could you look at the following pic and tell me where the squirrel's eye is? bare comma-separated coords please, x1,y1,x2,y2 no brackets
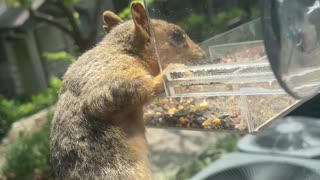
169,30,186,47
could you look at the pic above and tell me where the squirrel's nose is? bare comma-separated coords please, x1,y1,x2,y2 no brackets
196,47,207,61
194,45,207,59
200,50,207,59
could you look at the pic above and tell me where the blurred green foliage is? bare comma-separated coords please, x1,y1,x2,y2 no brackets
0,77,61,141
3,0,30,8
17,0,30,8
4,0,79,8
174,134,239,180
179,7,256,42
43,51,75,63
2,113,53,180
118,6,131,20
250,6,261,19
117,0,155,20
63,0,80,8
115,0,260,42
3,0,261,49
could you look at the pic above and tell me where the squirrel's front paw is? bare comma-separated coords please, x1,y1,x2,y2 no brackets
163,63,187,74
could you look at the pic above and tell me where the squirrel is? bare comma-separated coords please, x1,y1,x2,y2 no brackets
50,2,206,180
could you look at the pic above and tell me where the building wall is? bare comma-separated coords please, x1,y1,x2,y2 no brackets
0,61,16,98
0,39,16,98
77,0,115,41
1,35,24,97
34,20,73,79
33,0,116,79
7,32,47,95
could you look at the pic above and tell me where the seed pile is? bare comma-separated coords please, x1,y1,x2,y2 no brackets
143,94,295,132
144,96,243,131
144,42,296,132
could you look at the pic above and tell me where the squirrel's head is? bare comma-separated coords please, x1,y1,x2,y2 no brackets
103,2,207,73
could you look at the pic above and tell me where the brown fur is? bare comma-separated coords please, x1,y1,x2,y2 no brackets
50,2,206,180
103,11,124,33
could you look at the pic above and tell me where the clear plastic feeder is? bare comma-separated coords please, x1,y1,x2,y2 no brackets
140,0,298,133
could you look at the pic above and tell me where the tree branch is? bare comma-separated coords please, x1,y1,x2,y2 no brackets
88,0,104,41
30,10,74,38
52,0,88,52
54,1,84,47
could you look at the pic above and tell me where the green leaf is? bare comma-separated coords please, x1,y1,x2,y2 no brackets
175,134,239,179
43,51,75,63
18,0,30,8
0,76,61,140
48,76,62,90
3,0,20,7
118,7,131,20
72,11,81,25
63,0,80,7
3,117,53,179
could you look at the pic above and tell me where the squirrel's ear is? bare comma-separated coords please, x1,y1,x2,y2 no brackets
103,11,124,33
131,2,150,39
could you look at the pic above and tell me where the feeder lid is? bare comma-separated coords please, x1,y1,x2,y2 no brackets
262,0,320,100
